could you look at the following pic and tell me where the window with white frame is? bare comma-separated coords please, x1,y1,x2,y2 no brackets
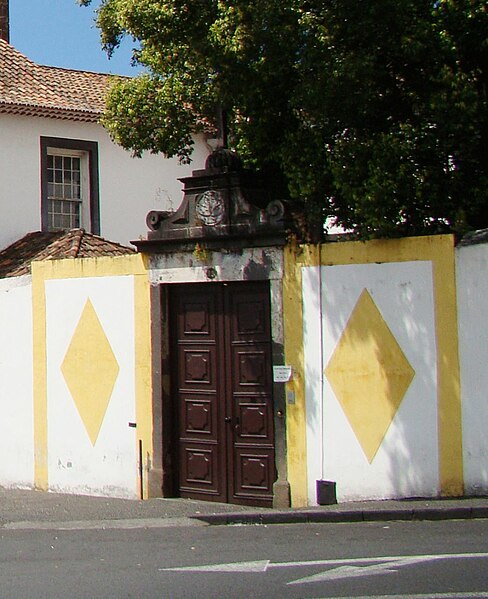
40,137,100,234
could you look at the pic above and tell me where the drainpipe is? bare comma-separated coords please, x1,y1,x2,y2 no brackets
318,244,325,481
316,244,337,505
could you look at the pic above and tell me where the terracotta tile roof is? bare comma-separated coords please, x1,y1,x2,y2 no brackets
0,39,116,122
0,229,135,278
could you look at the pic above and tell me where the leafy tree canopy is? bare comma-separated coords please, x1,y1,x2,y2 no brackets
79,0,488,238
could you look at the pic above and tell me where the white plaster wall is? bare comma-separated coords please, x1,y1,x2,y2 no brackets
0,276,34,487
456,243,488,495
45,275,137,498
0,113,209,250
304,261,439,503
0,115,40,247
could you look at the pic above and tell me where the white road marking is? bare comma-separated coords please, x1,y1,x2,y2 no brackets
160,560,270,573
312,594,488,599
288,562,400,585
160,552,488,574
288,555,447,585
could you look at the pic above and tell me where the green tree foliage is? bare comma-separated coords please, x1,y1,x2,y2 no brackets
80,0,488,238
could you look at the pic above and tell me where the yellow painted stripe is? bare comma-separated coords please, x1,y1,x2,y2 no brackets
32,254,149,281
431,238,463,495
284,243,320,506
134,270,153,499
319,234,444,265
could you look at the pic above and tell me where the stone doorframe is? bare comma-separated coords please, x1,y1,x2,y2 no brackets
142,245,290,508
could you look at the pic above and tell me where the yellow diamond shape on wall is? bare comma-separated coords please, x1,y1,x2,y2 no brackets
61,299,120,446
325,288,415,463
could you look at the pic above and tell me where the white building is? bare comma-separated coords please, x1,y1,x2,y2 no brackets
0,6,209,250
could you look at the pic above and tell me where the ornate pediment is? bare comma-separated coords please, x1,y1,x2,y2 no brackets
142,149,287,248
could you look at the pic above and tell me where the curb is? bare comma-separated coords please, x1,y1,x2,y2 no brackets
193,506,488,526
2,516,207,531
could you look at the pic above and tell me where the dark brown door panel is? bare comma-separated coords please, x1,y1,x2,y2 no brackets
169,282,275,506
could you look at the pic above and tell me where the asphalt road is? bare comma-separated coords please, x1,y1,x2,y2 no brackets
1,518,488,598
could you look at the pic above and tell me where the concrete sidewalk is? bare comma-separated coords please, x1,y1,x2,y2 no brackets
0,488,487,530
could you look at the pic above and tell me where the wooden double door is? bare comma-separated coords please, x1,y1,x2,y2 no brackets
169,281,276,507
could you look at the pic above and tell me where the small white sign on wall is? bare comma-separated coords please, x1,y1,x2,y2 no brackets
273,365,293,383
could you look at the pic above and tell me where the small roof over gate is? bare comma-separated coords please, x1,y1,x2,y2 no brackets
0,229,134,279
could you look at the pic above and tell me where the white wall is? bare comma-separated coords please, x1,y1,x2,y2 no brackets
0,113,210,250
0,115,40,246
456,242,488,495
0,276,34,488
1,235,488,502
